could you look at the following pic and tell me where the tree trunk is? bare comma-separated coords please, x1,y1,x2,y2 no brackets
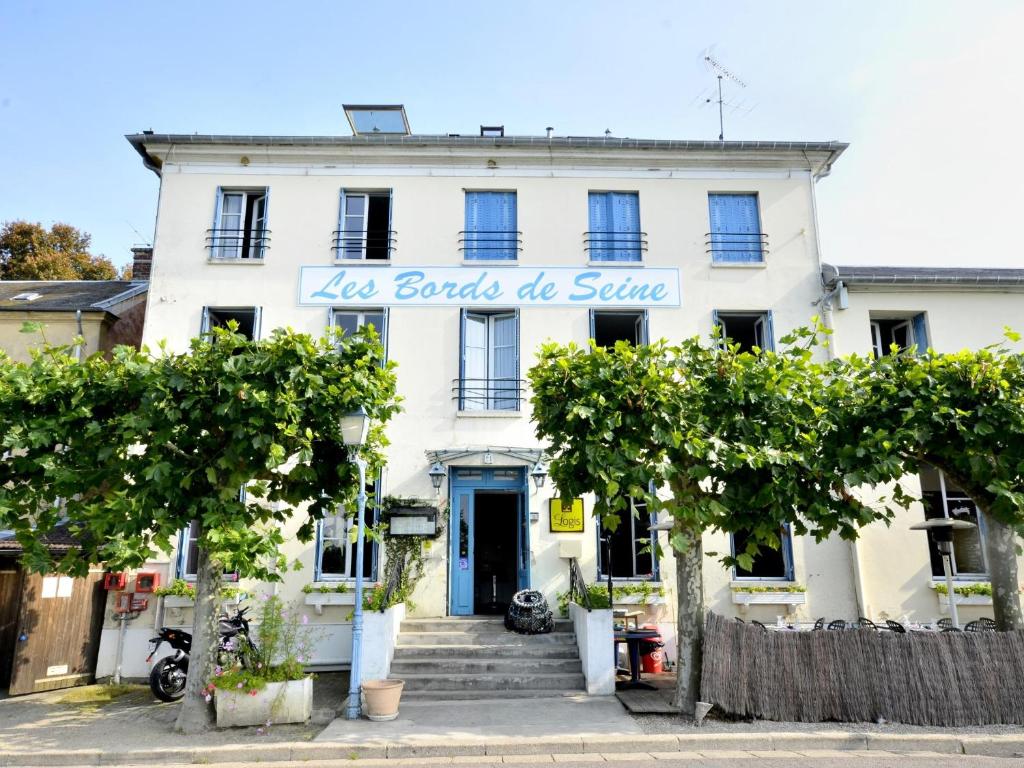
174,547,221,733
981,515,1023,631
671,526,705,716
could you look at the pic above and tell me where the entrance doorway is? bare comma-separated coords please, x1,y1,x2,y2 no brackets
449,468,529,616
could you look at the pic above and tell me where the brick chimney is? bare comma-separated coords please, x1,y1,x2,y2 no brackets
130,247,153,280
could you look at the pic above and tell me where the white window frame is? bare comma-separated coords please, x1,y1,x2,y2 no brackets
924,469,989,579
870,319,914,358
337,190,393,261
214,188,268,260
201,306,262,341
730,525,795,581
714,310,774,352
314,480,380,581
460,310,519,411
329,308,388,358
597,497,658,581
176,520,200,580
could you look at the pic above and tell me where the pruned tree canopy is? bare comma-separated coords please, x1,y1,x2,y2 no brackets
0,220,117,280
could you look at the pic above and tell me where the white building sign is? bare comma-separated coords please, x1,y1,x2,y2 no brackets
298,266,681,307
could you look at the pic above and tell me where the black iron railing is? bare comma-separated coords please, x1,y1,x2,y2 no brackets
705,231,768,263
583,231,648,261
452,378,525,411
568,557,593,611
458,230,522,260
206,228,271,260
332,230,397,260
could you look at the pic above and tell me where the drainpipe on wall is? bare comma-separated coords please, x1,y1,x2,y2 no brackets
74,309,84,362
807,168,869,619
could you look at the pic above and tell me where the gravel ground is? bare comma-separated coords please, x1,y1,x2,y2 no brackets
0,672,349,751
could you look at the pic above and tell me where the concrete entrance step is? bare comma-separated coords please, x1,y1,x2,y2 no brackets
398,688,589,701
392,643,581,659
397,671,586,691
397,631,577,646
390,657,583,674
400,617,574,633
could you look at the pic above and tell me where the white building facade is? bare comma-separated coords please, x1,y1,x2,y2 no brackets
96,114,1024,677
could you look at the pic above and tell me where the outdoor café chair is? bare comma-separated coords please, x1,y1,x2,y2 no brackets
937,617,952,629
812,617,825,631
857,617,877,629
964,620,991,632
980,617,997,630
751,620,769,632
885,619,906,634
827,619,848,631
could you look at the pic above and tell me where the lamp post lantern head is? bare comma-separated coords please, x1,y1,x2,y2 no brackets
909,518,976,556
530,461,548,490
339,406,370,447
428,462,447,491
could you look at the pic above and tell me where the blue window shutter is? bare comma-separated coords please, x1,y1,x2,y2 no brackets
709,194,763,263
763,310,776,352
711,309,722,346
465,193,481,259
491,312,518,410
588,308,597,341
588,192,610,261
381,307,390,360
465,192,516,260
912,313,929,354
497,192,517,260
458,308,467,408
611,193,641,262
782,524,794,580
313,520,324,581
638,309,649,344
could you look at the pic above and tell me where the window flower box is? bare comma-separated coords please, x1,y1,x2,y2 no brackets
731,586,807,614
612,593,667,606
162,595,194,609
304,591,356,615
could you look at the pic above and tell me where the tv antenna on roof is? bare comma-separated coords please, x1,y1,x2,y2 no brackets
700,49,751,141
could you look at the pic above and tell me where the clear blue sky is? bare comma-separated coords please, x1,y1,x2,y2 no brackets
1,1,1021,269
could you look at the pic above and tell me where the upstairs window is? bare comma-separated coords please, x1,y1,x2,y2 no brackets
336,190,393,261
177,520,200,579
458,309,520,411
315,476,379,581
586,192,643,262
211,188,268,260
871,313,929,357
330,308,389,359
201,307,261,341
708,193,765,263
590,309,648,347
598,497,657,580
713,310,774,352
731,525,794,580
920,466,987,578
462,191,519,261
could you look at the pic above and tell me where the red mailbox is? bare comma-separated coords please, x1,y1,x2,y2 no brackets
103,572,127,591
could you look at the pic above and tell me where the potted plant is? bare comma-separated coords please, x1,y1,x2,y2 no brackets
208,594,315,727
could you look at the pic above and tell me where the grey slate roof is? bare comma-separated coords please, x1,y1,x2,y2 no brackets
822,264,1024,289
0,281,147,313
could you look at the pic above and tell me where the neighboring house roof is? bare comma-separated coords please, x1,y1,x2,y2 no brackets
0,281,147,314
822,264,1024,292
0,523,79,554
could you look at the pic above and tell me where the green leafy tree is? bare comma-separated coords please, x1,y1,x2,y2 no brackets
0,324,399,732
0,220,117,280
528,325,908,713
839,334,1024,630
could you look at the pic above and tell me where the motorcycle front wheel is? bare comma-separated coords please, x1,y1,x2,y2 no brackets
149,656,187,702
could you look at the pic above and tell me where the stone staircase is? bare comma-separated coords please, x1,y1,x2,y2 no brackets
389,617,587,700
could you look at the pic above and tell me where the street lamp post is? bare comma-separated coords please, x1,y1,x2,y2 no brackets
340,407,370,721
909,518,977,629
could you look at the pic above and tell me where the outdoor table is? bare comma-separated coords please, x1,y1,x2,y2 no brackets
613,628,660,690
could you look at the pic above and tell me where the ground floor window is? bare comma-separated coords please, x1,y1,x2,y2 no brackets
731,525,794,580
314,477,379,581
176,520,200,579
597,497,657,579
920,466,987,578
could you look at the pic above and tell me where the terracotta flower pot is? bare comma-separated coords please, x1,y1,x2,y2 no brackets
362,679,404,721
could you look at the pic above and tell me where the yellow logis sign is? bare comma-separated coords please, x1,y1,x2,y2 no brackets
549,498,585,533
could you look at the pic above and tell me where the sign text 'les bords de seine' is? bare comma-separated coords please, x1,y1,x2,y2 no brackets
298,266,681,308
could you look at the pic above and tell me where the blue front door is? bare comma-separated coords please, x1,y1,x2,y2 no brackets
449,468,529,616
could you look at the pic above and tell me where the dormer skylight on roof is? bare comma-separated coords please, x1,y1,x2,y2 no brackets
343,105,410,136
10,292,42,302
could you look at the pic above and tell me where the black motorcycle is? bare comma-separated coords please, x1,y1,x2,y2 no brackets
147,606,254,702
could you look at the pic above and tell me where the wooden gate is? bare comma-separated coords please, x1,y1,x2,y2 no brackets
8,570,105,695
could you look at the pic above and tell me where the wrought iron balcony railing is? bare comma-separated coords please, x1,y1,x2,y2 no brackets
452,378,525,411
583,231,648,262
705,231,768,263
458,230,523,261
332,230,397,260
205,228,270,260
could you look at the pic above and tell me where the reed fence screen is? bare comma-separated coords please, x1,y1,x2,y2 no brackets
700,611,1024,726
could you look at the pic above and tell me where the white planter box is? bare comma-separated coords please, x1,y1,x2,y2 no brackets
569,603,615,695
215,677,312,727
304,592,355,615
361,603,406,682
614,595,666,606
732,591,807,608
162,596,194,608
937,594,993,612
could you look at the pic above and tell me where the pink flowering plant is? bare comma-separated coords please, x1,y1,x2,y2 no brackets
208,594,315,696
